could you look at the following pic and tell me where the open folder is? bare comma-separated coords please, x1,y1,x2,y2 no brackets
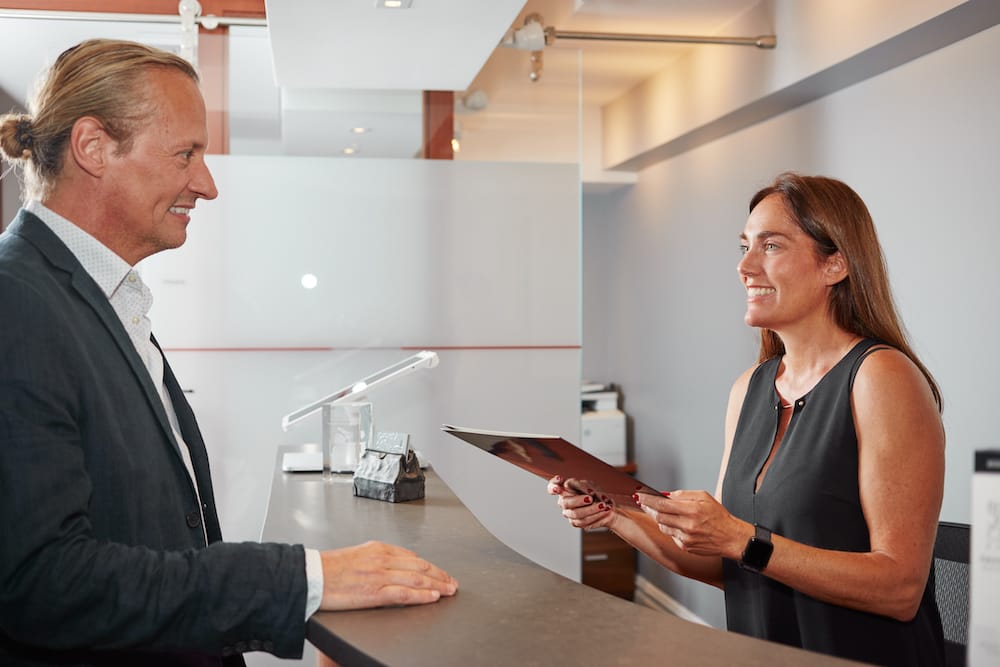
441,424,662,508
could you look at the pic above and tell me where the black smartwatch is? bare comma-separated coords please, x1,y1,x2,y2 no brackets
739,524,773,573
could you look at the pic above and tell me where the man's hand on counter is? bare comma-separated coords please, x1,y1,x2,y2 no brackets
319,540,459,610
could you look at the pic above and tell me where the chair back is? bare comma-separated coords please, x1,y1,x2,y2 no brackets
934,521,970,667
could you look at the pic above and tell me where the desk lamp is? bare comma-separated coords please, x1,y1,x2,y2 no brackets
280,351,439,476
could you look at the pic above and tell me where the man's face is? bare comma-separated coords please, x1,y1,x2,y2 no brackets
103,67,218,265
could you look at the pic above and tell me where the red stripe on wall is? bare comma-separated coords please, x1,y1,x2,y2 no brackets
162,345,581,352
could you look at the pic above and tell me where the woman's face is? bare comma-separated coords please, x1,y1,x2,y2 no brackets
737,194,843,333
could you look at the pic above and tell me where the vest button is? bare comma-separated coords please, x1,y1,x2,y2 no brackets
186,511,201,528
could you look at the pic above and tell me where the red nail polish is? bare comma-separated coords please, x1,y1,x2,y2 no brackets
598,503,605,510
584,496,592,504
661,491,671,497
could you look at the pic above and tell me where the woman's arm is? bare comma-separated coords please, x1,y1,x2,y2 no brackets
598,366,752,587
548,477,724,588
546,364,763,588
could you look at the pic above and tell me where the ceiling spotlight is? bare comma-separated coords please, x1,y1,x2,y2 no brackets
351,127,369,134
503,13,551,52
342,146,357,155
376,0,413,8
455,89,488,114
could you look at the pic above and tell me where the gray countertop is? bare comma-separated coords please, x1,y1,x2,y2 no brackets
262,447,862,666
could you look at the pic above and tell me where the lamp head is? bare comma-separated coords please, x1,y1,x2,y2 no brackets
418,350,440,369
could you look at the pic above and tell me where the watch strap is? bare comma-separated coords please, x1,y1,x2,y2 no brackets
739,523,774,573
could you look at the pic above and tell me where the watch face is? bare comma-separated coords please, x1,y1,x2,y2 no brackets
740,537,774,572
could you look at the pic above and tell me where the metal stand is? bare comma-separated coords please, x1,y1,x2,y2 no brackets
321,404,333,480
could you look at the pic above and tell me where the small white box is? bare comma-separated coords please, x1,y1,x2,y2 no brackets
581,409,626,467
970,450,1000,667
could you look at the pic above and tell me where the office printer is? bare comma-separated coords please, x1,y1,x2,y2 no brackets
581,384,627,467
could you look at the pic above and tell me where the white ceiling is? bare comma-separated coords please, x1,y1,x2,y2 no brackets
265,0,526,91
0,0,763,160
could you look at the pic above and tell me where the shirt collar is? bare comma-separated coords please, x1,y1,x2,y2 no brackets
26,200,134,298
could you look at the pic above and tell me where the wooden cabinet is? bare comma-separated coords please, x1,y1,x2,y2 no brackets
581,526,636,600
580,461,638,600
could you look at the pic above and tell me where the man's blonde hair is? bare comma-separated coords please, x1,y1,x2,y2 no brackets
0,39,198,200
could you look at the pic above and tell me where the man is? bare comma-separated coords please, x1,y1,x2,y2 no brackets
0,39,457,666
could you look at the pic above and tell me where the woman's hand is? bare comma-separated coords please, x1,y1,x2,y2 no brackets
635,490,749,560
547,475,617,530
546,479,726,588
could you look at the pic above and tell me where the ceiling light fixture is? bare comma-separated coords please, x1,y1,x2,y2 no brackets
177,0,201,66
351,127,369,134
376,0,413,8
455,89,489,114
502,13,777,82
342,146,358,155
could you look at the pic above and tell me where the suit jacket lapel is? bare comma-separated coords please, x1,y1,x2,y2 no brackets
154,334,224,543
7,211,186,465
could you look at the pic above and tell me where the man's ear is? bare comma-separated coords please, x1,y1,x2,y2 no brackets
69,116,113,178
825,251,849,285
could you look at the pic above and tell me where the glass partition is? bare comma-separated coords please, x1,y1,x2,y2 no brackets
1,13,586,667
142,153,583,575
148,26,587,589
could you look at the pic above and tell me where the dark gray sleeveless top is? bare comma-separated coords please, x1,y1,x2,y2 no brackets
721,339,944,666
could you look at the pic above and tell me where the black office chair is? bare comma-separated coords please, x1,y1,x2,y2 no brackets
933,521,970,667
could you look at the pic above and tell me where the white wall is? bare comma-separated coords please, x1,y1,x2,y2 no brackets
583,22,1000,629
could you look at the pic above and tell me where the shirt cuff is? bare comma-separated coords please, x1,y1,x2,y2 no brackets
304,548,324,619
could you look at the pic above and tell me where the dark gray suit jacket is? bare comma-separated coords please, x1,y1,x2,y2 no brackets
0,211,308,666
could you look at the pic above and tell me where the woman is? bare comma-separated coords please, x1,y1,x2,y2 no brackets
550,173,945,666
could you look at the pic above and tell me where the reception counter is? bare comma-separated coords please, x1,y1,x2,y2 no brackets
261,447,862,666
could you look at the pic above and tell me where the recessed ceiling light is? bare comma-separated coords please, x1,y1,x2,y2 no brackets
351,127,369,134
342,147,357,155
376,0,412,8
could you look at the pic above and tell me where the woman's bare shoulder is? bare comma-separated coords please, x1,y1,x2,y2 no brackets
854,345,927,392
853,344,941,425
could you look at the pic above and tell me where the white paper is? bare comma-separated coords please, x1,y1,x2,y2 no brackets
970,450,1000,666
